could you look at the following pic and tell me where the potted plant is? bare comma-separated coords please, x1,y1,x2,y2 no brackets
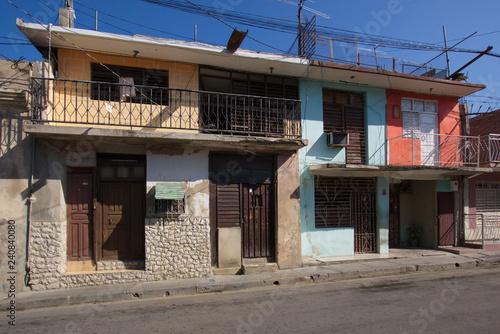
407,225,423,247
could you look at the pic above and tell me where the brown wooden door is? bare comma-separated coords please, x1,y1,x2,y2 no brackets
438,192,455,246
242,183,274,258
67,169,93,260
100,181,144,260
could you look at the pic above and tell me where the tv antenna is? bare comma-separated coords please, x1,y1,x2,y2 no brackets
276,0,331,20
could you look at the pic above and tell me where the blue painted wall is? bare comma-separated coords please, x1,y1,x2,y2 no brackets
299,78,388,257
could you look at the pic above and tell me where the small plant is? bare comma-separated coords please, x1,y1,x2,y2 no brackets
407,225,423,246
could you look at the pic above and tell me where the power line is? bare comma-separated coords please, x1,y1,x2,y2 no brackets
139,0,500,57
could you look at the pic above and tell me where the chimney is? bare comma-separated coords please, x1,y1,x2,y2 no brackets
59,0,74,27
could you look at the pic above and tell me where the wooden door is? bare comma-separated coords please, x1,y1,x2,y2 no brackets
67,169,93,260
242,183,274,258
100,181,144,260
438,192,455,246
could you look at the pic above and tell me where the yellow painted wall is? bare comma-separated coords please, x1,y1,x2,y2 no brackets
48,49,199,132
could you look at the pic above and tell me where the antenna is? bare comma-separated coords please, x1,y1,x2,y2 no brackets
277,0,331,19
275,0,330,58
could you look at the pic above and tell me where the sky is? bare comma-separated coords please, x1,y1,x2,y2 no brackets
2,0,500,113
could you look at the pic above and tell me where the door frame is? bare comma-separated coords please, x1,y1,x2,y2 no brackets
95,154,146,262
209,153,277,267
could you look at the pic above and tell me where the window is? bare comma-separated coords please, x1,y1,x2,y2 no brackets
401,98,437,137
322,90,364,132
199,67,299,99
154,183,186,218
314,176,376,228
91,63,169,104
154,199,185,217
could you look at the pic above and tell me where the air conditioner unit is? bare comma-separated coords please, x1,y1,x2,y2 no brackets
327,132,349,147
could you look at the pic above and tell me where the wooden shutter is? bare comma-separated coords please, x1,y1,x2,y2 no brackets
216,184,241,228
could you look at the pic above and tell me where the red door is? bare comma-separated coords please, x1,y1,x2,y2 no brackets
438,192,455,246
67,169,93,260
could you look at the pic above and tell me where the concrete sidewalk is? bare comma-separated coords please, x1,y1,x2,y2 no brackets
3,249,500,312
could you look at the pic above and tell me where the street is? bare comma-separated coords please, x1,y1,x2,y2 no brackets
3,267,500,334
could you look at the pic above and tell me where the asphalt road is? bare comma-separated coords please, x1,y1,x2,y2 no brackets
4,267,500,334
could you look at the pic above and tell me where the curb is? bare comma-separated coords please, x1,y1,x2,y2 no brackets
2,255,500,312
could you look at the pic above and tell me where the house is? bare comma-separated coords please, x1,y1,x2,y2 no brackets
299,61,488,258
0,58,39,297
465,110,500,251
3,8,491,293
13,16,308,291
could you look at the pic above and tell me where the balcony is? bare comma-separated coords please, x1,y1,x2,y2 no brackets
478,134,500,166
387,132,480,167
30,77,301,139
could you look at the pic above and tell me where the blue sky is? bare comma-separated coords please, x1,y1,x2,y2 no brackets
2,0,500,112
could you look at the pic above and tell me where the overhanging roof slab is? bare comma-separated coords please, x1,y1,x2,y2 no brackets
309,164,492,180
17,19,485,98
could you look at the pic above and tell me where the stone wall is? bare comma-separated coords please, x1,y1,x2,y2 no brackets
145,218,211,279
28,221,67,290
28,218,211,291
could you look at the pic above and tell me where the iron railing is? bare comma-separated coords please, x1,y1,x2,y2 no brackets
30,77,302,138
464,213,500,249
478,134,500,165
386,131,480,167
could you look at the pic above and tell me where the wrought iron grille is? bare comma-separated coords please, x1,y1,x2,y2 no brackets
30,77,301,139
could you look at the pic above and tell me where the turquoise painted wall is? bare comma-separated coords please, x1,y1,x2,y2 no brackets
299,78,388,257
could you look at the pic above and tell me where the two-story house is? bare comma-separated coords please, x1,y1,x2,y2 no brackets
300,61,487,258
465,110,500,251
15,17,307,290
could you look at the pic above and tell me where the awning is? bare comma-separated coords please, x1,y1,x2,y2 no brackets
155,183,185,200
309,164,492,180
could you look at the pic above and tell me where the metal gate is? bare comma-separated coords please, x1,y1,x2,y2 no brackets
242,183,274,258
352,192,377,253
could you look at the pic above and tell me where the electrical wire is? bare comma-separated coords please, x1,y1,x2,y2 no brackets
139,0,500,58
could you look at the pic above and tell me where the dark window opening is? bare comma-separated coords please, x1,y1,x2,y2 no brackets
315,176,376,228
91,63,169,105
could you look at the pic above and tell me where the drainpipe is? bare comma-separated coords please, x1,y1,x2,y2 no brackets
25,135,36,286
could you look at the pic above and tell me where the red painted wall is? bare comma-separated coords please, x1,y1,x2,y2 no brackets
386,90,461,166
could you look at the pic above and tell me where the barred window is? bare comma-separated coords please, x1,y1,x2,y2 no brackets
154,199,185,218
314,176,376,228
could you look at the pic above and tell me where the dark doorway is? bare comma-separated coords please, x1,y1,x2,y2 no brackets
389,194,401,248
209,153,276,265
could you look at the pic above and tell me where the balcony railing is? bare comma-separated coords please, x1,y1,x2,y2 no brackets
478,134,500,166
387,131,480,167
30,77,301,139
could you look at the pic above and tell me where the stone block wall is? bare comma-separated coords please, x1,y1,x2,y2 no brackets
28,221,67,290
145,218,211,279
27,218,211,291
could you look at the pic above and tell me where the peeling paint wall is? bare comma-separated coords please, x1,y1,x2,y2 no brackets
0,60,35,297
276,152,302,269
